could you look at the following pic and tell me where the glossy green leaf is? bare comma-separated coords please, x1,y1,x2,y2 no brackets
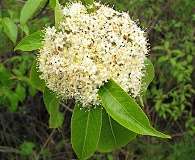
97,109,136,152
49,96,62,128
14,31,43,51
30,59,45,91
2,17,18,45
71,102,102,160
20,0,46,25
15,83,26,102
141,58,154,94
98,79,171,138
55,0,64,29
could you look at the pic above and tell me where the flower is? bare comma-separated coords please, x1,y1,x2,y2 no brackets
37,2,149,107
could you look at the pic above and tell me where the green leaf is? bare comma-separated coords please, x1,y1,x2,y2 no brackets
43,87,63,128
152,46,164,51
97,109,136,152
98,79,171,138
2,17,18,45
49,96,62,128
0,24,2,34
84,0,95,13
20,24,29,36
28,86,37,96
20,0,46,25
14,31,43,51
15,83,26,102
0,63,12,87
19,75,31,86
20,141,35,156
55,0,64,29
141,58,154,94
30,59,45,91
71,102,102,160
0,12,2,34
43,87,56,112
6,91,19,112
50,0,56,9
164,41,170,50
84,0,94,5
57,112,64,127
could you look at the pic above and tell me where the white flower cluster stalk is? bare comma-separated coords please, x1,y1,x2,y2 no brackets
38,2,149,107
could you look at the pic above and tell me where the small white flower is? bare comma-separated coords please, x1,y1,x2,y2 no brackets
38,2,149,107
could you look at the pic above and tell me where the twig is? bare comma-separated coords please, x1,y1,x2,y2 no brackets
60,102,73,112
0,146,20,154
30,0,50,21
171,133,185,138
35,129,56,160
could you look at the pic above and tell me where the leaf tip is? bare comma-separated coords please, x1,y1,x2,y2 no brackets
164,134,171,139
153,132,171,139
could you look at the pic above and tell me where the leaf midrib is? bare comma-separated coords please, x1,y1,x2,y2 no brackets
108,115,118,147
82,109,90,158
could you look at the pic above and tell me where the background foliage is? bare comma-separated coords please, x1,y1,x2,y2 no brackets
0,0,194,159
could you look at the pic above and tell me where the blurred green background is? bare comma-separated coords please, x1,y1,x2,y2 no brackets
0,0,195,159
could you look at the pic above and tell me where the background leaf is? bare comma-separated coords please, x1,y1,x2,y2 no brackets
2,17,18,45
71,102,102,160
49,0,56,9
28,86,36,96
84,0,94,5
15,83,26,102
20,24,29,36
30,59,45,91
0,11,2,34
20,141,35,156
14,31,43,51
97,108,136,152
20,0,46,25
6,91,19,112
98,79,171,138
0,63,12,87
55,0,64,29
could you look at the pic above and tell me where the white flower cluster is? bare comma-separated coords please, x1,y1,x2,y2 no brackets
38,2,149,107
